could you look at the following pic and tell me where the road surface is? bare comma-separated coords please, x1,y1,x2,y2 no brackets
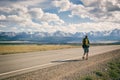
0,45,120,79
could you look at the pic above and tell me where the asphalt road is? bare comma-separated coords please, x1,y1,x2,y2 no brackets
0,45,120,79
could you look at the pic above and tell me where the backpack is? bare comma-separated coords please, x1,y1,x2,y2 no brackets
82,38,89,48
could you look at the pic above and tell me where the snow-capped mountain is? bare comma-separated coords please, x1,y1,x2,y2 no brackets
0,29,120,43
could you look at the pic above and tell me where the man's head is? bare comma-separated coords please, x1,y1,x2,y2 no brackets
85,35,88,38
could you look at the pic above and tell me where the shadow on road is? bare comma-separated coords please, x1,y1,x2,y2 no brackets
51,59,83,63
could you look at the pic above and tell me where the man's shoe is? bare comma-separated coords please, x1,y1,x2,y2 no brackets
86,58,88,60
82,57,84,60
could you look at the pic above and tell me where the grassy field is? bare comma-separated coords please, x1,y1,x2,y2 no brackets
80,58,120,80
0,44,80,55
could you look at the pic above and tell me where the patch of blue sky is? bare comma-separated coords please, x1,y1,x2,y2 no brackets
44,7,58,14
32,19,42,25
70,0,84,5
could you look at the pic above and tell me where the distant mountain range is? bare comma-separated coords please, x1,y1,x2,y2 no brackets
0,29,120,44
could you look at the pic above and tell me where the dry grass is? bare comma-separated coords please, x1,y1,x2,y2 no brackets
0,45,79,55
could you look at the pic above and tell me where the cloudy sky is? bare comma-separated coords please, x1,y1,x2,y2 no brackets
0,0,120,33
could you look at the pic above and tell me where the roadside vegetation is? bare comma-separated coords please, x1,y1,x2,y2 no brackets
0,44,80,55
79,58,120,80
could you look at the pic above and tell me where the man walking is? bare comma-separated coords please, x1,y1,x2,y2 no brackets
82,35,90,60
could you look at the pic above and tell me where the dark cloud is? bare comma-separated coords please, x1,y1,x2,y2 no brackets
0,0,23,6
105,1,120,12
82,0,120,22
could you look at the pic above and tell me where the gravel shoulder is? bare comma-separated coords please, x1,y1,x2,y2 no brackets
3,49,120,80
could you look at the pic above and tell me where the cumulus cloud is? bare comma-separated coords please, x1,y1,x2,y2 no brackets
0,0,47,7
52,0,71,12
7,15,25,22
70,4,92,19
29,8,64,24
0,0,120,33
0,15,6,20
0,1,64,32
52,0,93,19
62,22,120,33
29,8,44,19
33,22,120,33
52,0,120,22
0,6,31,24
81,0,120,22
0,24,6,28
41,13,64,24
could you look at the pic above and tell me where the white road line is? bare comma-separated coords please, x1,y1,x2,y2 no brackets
0,56,81,77
0,63,53,76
